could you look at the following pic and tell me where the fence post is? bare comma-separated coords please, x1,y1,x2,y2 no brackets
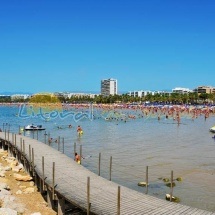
117,186,120,215
20,138,23,157
7,130,9,142
80,145,82,165
37,130,38,140
42,156,45,191
52,162,55,200
87,177,90,215
62,138,64,154
110,156,112,181
32,148,34,176
23,140,25,155
28,145,31,172
58,136,60,151
170,170,173,202
146,166,148,194
74,142,76,159
44,131,47,144
4,130,6,149
48,132,50,146
98,152,101,176
14,134,16,146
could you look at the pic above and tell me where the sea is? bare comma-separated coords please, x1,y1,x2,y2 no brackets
0,104,215,212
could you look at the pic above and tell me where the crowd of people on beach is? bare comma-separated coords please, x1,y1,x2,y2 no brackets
61,103,215,124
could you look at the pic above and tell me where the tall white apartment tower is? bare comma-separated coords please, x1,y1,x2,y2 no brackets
101,78,118,96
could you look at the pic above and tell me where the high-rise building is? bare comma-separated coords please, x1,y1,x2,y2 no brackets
101,78,117,96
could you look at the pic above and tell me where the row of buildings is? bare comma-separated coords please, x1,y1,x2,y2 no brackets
100,78,215,97
127,86,215,98
0,79,214,101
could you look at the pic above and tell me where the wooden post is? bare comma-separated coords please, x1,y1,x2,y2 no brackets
44,131,47,144
170,170,173,202
145,166,149,194
117,186,120,215
47,189,54,209
14,134,16,146
29,145,31,172
57,195,65,215
87,177,90,215
4,130,6,149
36,130,38,140
98,152,101,176
23,140,25,154
62,138,64,154
74,142,76,159
23,128,25,136
42,156,45,191
48,132,50,146
52,162,55,200
58,136,60,151
20,138,23,155
12,133,14,145
32,130,35,139
32,148,35,176
80,145,82,165
110,156,112,181
7,130,9,155
22,140,26,170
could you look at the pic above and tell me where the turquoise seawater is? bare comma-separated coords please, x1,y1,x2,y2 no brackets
1,104,215,212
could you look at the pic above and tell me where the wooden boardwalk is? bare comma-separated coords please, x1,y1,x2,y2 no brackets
0,132,214,215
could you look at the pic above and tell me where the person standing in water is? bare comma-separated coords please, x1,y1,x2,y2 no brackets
75,152,81,164
77,125,83,135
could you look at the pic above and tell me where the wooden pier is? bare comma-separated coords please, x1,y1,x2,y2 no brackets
0,131,214,215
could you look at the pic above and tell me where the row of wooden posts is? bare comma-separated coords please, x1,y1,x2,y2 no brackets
1,129,175,215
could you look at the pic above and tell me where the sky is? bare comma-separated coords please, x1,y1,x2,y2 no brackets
0,0,215,94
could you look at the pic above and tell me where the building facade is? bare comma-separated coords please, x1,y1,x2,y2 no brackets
101,78,117,96
127,90,152,98
193,86,215,94
172,87,193,94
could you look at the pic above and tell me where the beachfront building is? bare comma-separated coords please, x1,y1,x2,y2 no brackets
127,90,172,98
11,94,30,101
153,90,171,95
54,92,96,99
66,93,96,99
193,86,215,94
101,78,117,96
127,90,152,98
0,95,11,102
172,87,193,94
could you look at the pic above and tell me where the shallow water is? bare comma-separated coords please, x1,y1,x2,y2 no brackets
1,105,215,212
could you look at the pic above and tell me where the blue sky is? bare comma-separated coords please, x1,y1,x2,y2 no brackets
0,0,215,94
